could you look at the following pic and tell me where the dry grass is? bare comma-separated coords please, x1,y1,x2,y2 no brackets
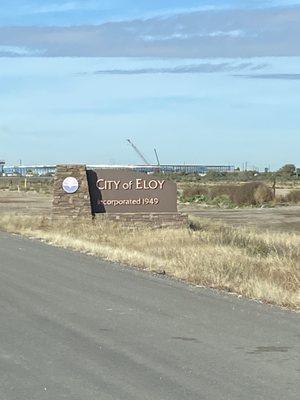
285,190,300,204
0,213,299,309
274,190,300,205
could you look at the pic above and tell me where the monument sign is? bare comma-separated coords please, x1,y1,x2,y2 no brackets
87,169,177,214
53,165,186,226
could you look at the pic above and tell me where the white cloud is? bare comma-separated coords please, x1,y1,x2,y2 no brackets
141,30,247,42
0,6,299,58
0,45,45,56
209,30,246,38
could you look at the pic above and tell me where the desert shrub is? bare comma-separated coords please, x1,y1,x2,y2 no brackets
254,184,274,205
192,194,210,203
210,195,235,208
182,185,209,200
211,182,273,206
210,185,238,200
286,190,300,204
232,182,262,205
209,183,255,206
274,195,287,204
203,171,226,181
182,182,274,206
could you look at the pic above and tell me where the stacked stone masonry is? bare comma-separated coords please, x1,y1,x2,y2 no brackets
95,213,188,229
52,165,91,218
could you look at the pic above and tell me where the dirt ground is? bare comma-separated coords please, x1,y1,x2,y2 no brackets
0,190,52,216
0,190,299,233
179,204,300,233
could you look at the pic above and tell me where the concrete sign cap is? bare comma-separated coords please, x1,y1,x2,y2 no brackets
62,177,79,194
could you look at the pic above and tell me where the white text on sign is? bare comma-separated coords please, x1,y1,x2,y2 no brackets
96,179,166,191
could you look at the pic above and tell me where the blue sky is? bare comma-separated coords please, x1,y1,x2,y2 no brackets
0,1,299,169
1,1,300,26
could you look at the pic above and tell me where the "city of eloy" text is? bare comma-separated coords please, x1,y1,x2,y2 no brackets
96,178,166,191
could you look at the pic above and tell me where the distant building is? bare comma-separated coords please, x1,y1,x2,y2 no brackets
88,164,235,174
3,165,56,176
2,164,234,176
132,164,235,174
0,160,5,175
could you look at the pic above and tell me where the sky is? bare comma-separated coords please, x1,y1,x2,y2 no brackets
0,1,300,169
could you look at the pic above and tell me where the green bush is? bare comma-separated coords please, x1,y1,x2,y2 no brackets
210,195,235,208
181,186,209,200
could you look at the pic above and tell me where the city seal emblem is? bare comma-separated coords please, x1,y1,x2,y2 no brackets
62,177,79,194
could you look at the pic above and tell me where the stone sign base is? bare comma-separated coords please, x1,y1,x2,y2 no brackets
94,213,188,229
52,165,91,218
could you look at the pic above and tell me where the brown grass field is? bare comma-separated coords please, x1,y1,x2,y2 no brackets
0,213,299,310
1,189,300,232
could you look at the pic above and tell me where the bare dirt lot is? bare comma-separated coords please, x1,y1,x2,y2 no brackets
179,204,300,233
0,190,52,216
0,190,299,233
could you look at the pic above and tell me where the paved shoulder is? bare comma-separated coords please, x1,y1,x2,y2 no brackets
0,232,299,400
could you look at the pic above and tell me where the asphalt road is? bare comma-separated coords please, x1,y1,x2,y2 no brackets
0,232,299,400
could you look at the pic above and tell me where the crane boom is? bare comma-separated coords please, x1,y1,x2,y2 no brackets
127,139,150,165
154,149,160,166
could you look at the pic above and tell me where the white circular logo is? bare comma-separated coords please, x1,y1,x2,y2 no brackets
62,177,79,194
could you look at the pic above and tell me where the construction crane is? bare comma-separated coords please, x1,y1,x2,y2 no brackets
154,148,160,166
127,139,150,165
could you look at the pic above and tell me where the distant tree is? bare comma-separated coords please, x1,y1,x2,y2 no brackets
278,164,296,176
